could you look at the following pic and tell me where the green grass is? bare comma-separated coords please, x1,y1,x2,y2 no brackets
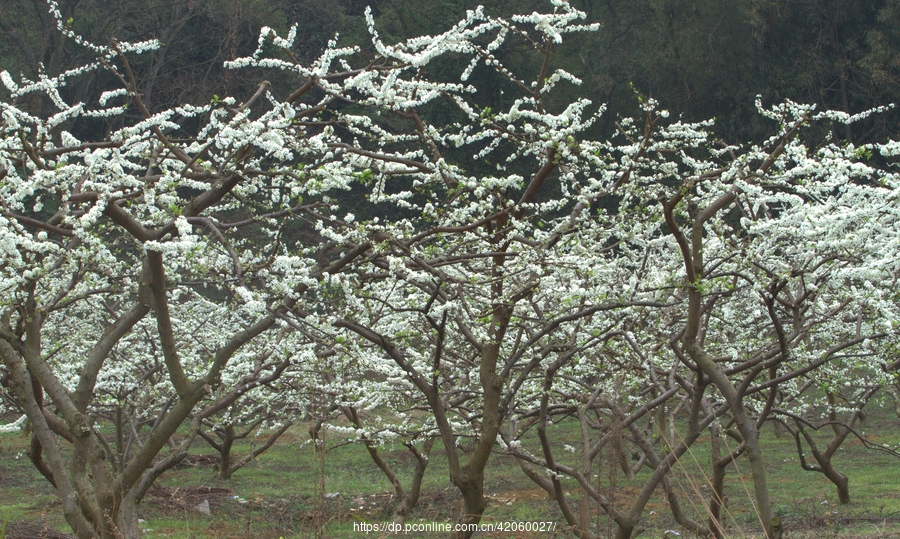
4,408,900,538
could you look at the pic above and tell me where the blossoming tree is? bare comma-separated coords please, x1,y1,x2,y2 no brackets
2,2,900,539
0,3,373,536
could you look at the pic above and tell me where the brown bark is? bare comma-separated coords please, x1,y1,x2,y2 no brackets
334,313,509,539
706,420,745,539
342,406,433,522
579,410,592,537
537,356,582,533
0,252,282,538
660,166,784,537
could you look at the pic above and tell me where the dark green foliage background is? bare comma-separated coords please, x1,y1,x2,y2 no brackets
2,0,898,144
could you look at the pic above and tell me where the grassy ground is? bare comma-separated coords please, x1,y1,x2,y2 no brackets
4,407,900,538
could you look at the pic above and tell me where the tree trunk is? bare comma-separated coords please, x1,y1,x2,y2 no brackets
218,426,235,480
687,344,780,538
823,466,850,505
792,419,853,505
394,437,435,522
707,422,745,539
579,410,592,537
342,406,433,523
455,464,488,538
453,339,505,537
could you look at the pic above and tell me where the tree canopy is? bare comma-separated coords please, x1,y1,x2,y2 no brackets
1,2,899,539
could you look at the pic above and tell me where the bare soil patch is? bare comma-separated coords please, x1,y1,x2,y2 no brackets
3,521,74,539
